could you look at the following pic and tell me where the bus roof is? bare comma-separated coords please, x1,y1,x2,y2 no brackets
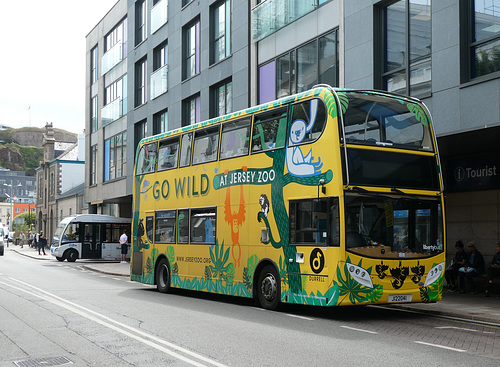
60,214,131,225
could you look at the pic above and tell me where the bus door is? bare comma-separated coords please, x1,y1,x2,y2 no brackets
82,223,102,259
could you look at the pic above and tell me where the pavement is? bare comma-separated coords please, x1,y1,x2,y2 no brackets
6,244,500,325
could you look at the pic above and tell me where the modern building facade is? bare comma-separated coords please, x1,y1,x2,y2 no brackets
86,0,500,261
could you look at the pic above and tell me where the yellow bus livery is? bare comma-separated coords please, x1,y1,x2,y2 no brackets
131,85,445,310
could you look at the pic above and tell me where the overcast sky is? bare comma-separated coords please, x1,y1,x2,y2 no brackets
0,0,118,135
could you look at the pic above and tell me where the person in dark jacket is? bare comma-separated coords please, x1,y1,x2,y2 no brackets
38,231,47,255
485,242,500,297
458,242,485,294
445,240,468,292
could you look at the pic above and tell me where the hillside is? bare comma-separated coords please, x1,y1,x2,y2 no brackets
0,127,77,176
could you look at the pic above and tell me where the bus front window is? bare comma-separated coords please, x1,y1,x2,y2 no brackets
345,194,443,259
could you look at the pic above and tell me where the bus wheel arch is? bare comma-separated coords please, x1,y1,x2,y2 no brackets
254,260,281,310
65,249,79,262
155,256,171,293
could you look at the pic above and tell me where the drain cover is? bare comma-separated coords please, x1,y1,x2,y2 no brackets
13,356,73,367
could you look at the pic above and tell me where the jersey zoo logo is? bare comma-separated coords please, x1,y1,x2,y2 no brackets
310,248,325,274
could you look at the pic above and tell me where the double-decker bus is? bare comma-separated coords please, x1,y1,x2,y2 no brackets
131,85,445,310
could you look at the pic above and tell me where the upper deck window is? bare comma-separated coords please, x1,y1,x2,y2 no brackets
341,92,434,152
136,143,157,175
193,126,220,165
252,108,287,153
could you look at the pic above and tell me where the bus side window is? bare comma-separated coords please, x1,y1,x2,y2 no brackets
146,216,154,243
251,108,288,153
136,143,157,174
220,118,250,159
190,208,216,244
289,98,327,146
155,210,176,243
177,209,189,243
192,126,220,165
179,133,193,168
158,138,179,171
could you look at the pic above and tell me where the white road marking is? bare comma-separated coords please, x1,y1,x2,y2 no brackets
1,277,228,367
435,326,478,332
285,313,314,321
340,325,378,334
414,341,466,352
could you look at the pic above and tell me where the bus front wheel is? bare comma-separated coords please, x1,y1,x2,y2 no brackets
65,249,78,262
256,265,280,310
156,258,171,293
56,256,64,262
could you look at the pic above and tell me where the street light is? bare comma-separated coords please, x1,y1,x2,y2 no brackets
4,182,22,232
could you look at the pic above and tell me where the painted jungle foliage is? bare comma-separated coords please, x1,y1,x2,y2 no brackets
131,86,446,310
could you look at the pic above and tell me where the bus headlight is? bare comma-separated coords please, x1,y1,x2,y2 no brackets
424,262,444,287
347,263,373,289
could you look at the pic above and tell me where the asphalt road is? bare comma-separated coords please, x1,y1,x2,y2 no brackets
1,251,499,366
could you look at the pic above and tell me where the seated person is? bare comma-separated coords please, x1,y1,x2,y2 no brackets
485,242,500,297
458,242,485,294
444,240,467,291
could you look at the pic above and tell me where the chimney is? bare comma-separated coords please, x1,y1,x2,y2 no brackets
43,122,55,163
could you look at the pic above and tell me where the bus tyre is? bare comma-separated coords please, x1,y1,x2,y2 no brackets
65,249,78,262
257,265,280,310
156,258,171,293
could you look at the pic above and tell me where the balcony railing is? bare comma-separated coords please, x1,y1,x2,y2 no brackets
252,0,318,42
150,64,168,99
101,42,125,75
151,0,168,34
101,98,126,126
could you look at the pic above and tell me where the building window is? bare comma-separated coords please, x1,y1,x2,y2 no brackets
183,19,200,80
182,0,192,7
135,58,147,107
135,0,147,46
91,46,98,84
104,131,127,182
258,30,338,103
462,0,500,80
135,120,147,151
377,0,431,97
183,94,201,126
91,96,98,132
151,0,168,34
90,145,97,186
153,109,168,135
211,79,232,118
211,0,231,64
102,75,127,126
102,18,127,75
151,42,168,99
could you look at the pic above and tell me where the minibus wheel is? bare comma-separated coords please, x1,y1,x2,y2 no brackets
65,249,78,262
56,256,64,262
256,265,280,310
156,258,171,293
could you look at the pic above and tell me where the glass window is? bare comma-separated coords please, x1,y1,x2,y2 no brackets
154,109,168,135
183,19,200,80
158,137,179,171
136,143,157,175
192,126,220,165
155,211,176,243
252,108,288,153
289,197,339,246
135,58,147,107
146,215,154,243
288,99,326,146
297,40,317,93
177,209,189,243
220,118,250,159
277,54,293,98
381,0,431,96
344,194,444,259
62,223,80,243
471,0,500,78
259,61,276,104
179,133,193,167
135,0,147,46
183,94,201,126
212,80,232,118
211,0,231,64
90,145,97,186
190,208,216,244
91,46,98,84
104,131,127,181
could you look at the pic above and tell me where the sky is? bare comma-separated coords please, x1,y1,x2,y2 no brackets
0,0,118,135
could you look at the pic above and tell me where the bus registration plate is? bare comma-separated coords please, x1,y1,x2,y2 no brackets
388,294,412,303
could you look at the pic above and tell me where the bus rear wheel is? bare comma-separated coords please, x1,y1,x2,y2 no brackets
65,249,78,262
256,265,280,310
156,258,171,293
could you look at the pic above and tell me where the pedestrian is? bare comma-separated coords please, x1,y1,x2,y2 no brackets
458,242,485,294
485,242,500,297
19,231,26,249
444,240,468,291
38,231,47,255
119,230,128,263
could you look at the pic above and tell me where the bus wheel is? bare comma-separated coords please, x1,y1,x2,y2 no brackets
65,249,78,262
56,256,64,262
156,258,171,293
257,265,280,310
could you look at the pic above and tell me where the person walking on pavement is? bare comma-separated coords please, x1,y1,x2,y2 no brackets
38,231,47,255
119,230,128,263
19,231,26,249
485,242,500,297
458,242,485,294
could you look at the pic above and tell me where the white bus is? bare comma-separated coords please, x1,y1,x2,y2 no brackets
51,214,131,262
